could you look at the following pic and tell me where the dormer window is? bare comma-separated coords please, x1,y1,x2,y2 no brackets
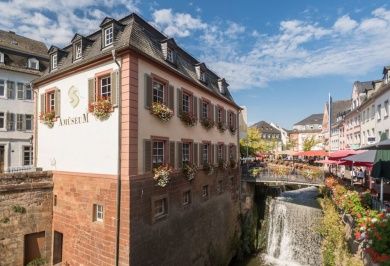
104,26,113,47
28,58,39,70
200,70,206,82
218,78,228,94
166,48,174,63
195,63,207,83
75,42,82,60
0,52,3,63
51,53,57,70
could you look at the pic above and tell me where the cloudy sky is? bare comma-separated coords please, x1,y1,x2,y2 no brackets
2,0,390,128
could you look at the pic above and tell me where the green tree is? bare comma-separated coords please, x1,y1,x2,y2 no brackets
302,136,319,151
240,127,262,157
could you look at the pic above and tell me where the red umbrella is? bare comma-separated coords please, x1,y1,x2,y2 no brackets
315,159,343,165
328,149,363,160
295,150,328,157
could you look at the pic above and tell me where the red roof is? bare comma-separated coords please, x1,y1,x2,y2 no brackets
328,150,363,160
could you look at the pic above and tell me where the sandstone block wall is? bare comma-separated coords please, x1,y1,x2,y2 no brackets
0,171,53,266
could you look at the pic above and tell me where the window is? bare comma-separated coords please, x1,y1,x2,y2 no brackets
152,141,164,167
47,91,55,112
371,104,375,119
166,48,174,63
0,52,3,63
0,80,4,97
0,112,4,129
93,204,104,222
75,42,82,60
23,146,33,166
182,190,191,205
377,104,382,121
25,85,32,100
217,145,223,160
217,108,222,123
385,100,389,118
16,114,23,131
182,93,190,113
28,58,39,70
152,80,164,103
104,26,113,47
229,112,234,128
182,143,190,163
25,114,33,131
7,81,15,99
200,70,206,82
154,198,167,218
7,113,14,131
51,53,57,70
202,101,208,119
229,145,234,159
100,76,111,99
202,185,209,198
17,83,24,99
202,144,209,164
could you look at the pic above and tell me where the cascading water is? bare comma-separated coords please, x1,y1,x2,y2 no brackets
263,186,323,266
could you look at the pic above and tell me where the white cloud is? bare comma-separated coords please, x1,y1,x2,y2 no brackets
333,15,358,32
0,0,139,46
152,8,206,37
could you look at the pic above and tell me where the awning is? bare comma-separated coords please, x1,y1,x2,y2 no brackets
295,150,328,157
361,139,390,150
343,150,376,163
338,161,373,167
328,149,363,160
315,159,342,165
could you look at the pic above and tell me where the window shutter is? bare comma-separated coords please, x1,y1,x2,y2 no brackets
223,145,227,161
168,85,174,112
111,70,119,106
7,81,14,99
177,88,183,116
40,94,46,114
145,73,152,109
214,106,218,122
215,144,218,163
144,139,152,173
223,109,227,125
6,112,12,131
199,99,202,120
233,113,237,129
22,114,26,131
88,78,95,111
177,142,183,169
211,144,215,165
193,96,197,119
55,89,61,117
193,143,198,166
210,103,214,122
170,141,175,168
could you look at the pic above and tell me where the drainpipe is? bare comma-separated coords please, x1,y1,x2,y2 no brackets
32,82,38,168
112,49,122,266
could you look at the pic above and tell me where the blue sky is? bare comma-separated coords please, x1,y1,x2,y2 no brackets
2,0,390,128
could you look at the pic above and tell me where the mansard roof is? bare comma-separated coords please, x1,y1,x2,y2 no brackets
34,13,238,107
294,114,323,126
251,121,280,134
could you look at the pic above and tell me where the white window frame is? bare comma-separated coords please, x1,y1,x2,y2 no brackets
28,58,39,70
217,145,223,160
100,76,111,99
0,80,4,97
25,85,32,100
51,53,57,70
75,42,82,60
17,83,24,100
202,144,208,163
152,80,164,104
182,93,190,113
202,185,209,198
166,48,174,63
202,101,208,119
25,114,33,131
93,204,104,222
16,114,23,131
0,112,5,129
48,91,55,112
182,190,191,205
0,52,4,63
22,146,33,166
104,26,113,47
154,198,167,218
200,70,206,82
182,143,190,163
152,140,164,166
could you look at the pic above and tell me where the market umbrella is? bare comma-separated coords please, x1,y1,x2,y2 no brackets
328,149,362,160
370,134,390,204
362,139,390,150
343,150,376,163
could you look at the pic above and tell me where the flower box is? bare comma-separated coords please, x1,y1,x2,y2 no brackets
89,97,112,120
153,164,172,187
200,118,214,130
180,112,196,127
39,111,56,128
150,102,173,122
182,162,198,181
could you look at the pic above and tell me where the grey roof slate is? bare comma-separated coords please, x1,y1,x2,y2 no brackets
326,99,351,123
35,13,237,106
294,113,323,126
251,121,281,134
354,80,374,93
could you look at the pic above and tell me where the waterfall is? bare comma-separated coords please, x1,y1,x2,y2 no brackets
263,187,323,266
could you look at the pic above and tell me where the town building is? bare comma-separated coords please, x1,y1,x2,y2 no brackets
251,120,282,152
33,13,241,265
270,122,289,150
239,105,248,139
289,113,323,151
0,30,48,173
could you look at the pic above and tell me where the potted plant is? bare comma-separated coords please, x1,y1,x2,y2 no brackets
229,159,236,169
229,124,236,134
217,121,226,132
152,164,172,187
218,159,226,169
180,112,197,127
39,111,56,128
89,97,112,120
150,102,173,122
202,161,214,175
182,162,198,181
200,117,214,129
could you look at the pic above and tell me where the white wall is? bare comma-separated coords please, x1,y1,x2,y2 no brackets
137,59,238,174
375,89,390,140
36,61,119,175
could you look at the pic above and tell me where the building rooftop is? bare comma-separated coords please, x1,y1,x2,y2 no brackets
354,80,374,93
34,13,238,107
251,121,280,134
294,113,323,126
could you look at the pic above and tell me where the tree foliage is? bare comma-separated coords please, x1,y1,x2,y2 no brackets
303,136,319,151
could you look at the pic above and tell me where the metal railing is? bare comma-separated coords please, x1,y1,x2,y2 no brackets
242,166,325,185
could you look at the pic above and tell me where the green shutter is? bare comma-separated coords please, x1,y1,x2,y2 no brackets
111,70,119,106
193,96,197,120
210,104,214,122
88,78,95,111
144,139,152,173
170,141,175,169
145,73,152,108
193,143,198,166
177,88,182,117
22,114,26,131
169,85,174,111
40,94,46,114
177,142,183,169
199,99,202,120
55,88,61,117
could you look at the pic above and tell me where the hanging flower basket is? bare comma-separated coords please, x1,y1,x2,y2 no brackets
182,162,198,181
152,164,172,187
150,102,173,122
39,111,56,128
202,162,214,175
217,121,226,132
180,112,197,127
89,97,112,120
229,124,236,134
218,159,226,169
229,159,236,169
200,118,214,130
